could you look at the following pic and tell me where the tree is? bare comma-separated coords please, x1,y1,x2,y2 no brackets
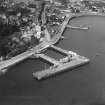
81,0,90,7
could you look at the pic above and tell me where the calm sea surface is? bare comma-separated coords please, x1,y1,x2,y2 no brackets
1,16,105,105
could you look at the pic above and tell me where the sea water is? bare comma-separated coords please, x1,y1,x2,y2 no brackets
1,15,105,105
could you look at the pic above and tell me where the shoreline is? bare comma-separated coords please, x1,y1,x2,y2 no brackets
0,11,104,74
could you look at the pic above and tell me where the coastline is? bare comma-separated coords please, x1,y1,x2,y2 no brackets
0,11,104,75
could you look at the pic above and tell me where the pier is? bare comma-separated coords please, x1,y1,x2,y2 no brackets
1,1,105,104
66,25,89,30
33,46,89,80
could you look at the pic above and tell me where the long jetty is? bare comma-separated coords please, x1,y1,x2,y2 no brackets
33,45,89,80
